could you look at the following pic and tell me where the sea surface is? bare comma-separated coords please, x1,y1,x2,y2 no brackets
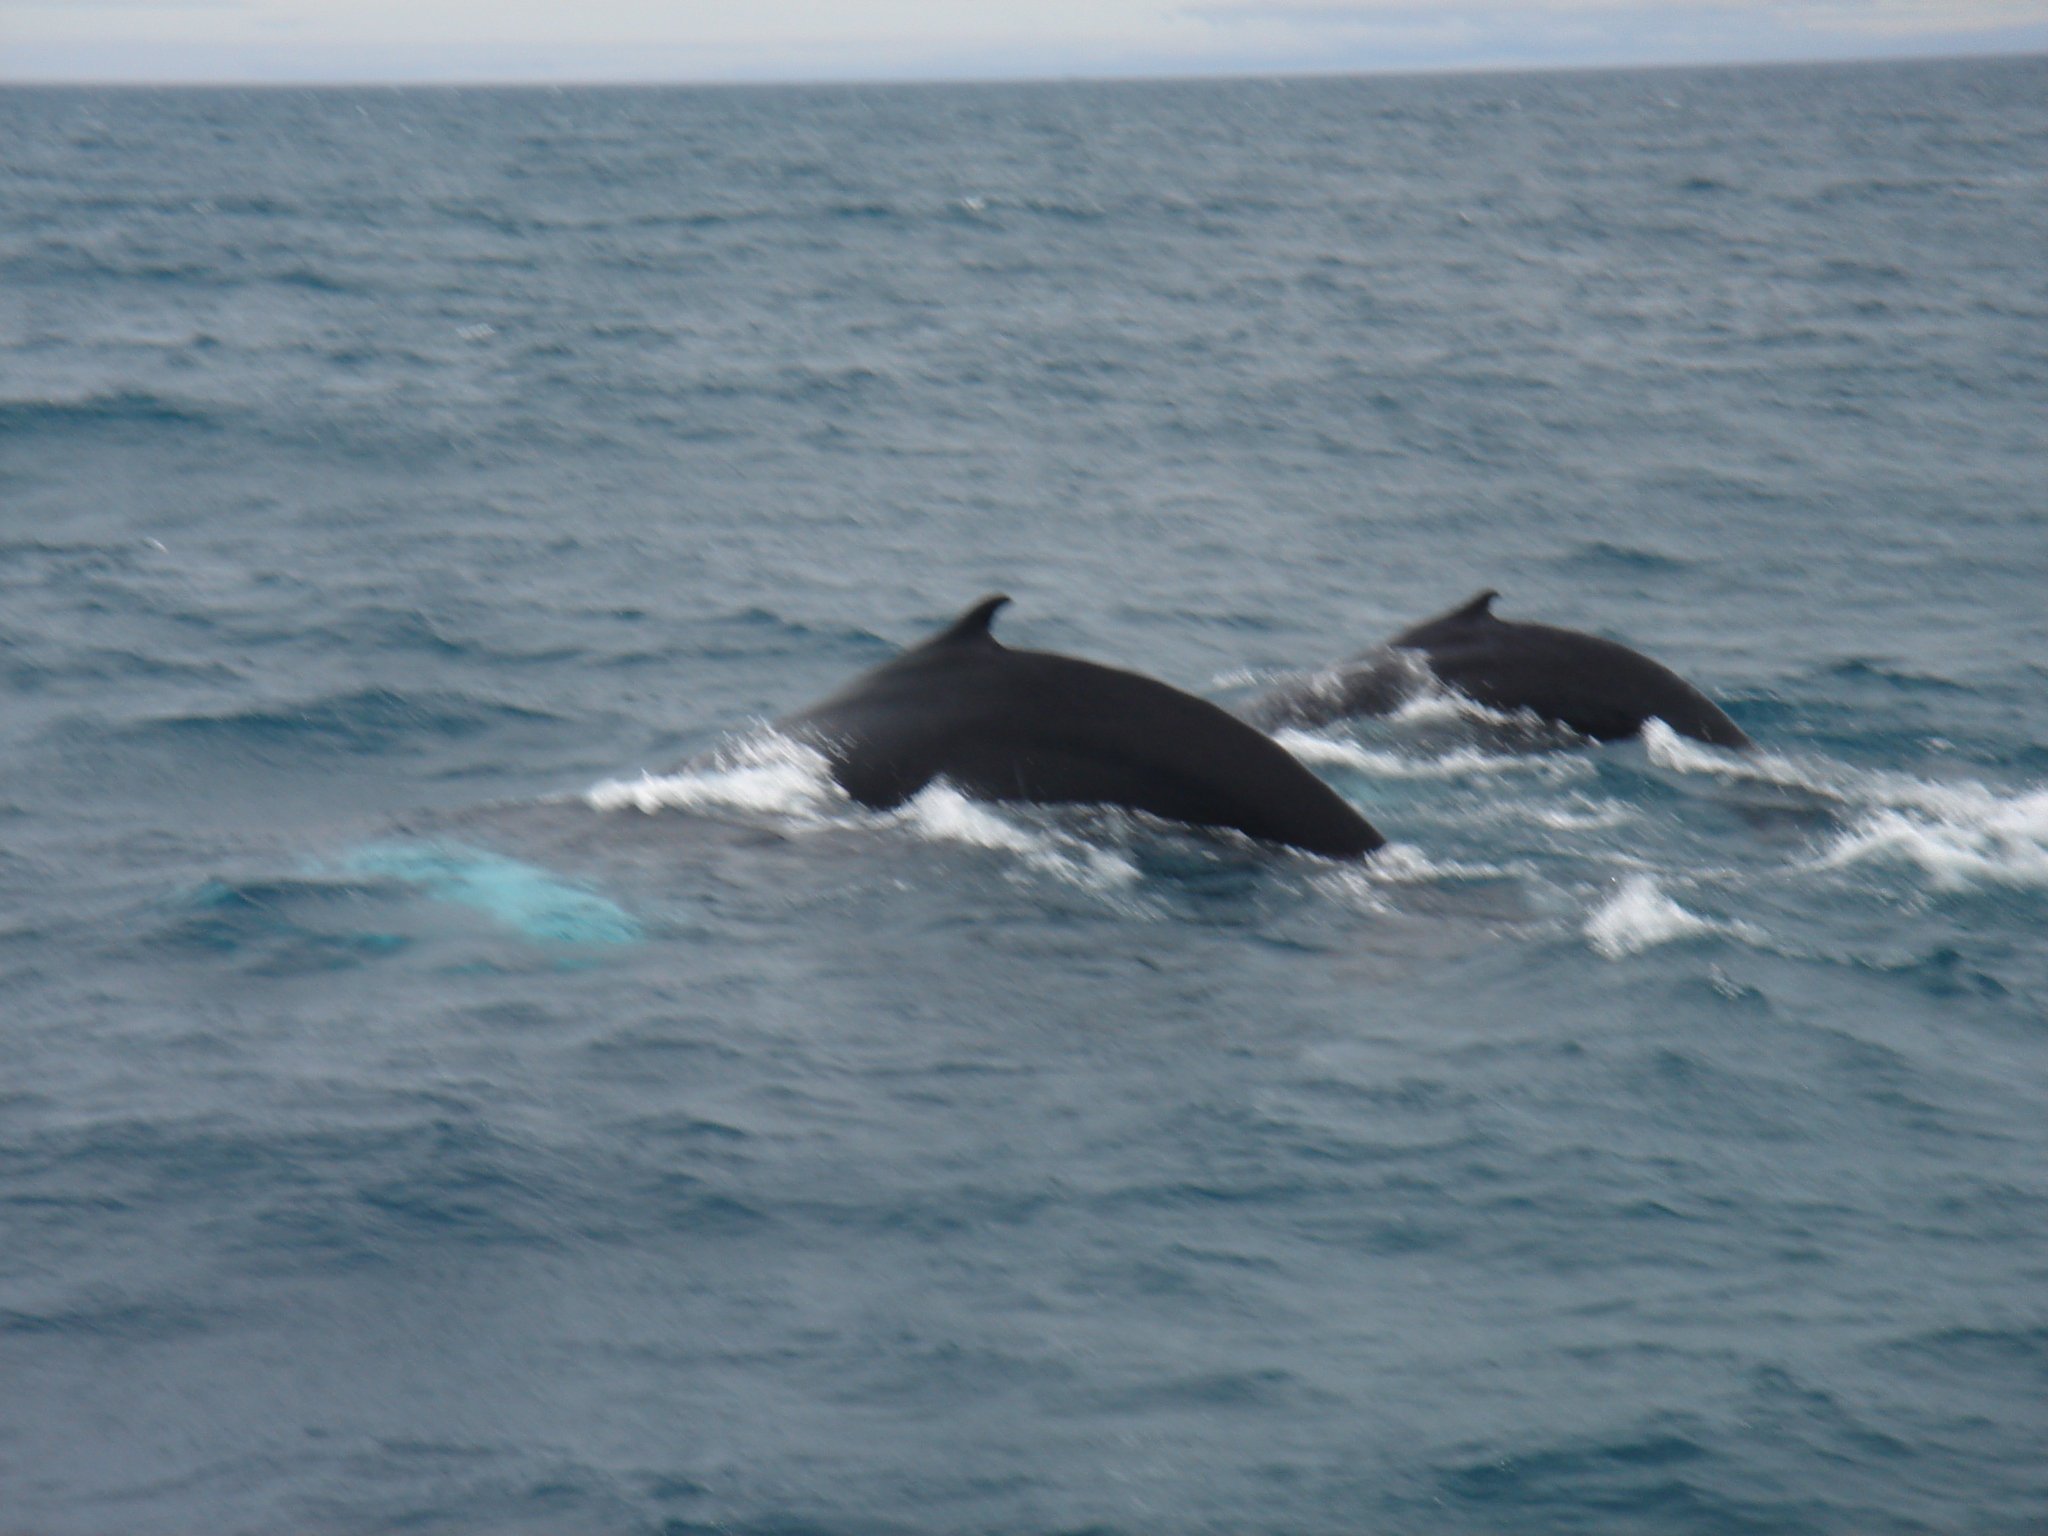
2,57,2046,1535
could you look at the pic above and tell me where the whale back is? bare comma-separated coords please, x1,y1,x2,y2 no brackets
1241,591,1749,748
1391,591,1751,748
782,596,1384,858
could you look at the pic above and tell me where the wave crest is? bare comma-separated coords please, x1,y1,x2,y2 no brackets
1585,874,1760,959
1641,721,2048,891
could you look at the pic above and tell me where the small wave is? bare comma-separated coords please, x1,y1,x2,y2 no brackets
1556,541,1691,573
1356,683,1604,754
2,647,238,694
1357,843,1512,883
1824,659,1972,695
1314,842,1522,919
1584,874,1761,959
0,390,223,435
1276,728,1593,782
826,200,901,220
129,689,563,756
948,192,1108,222
157,875,411,973
0,1293,223,1343
624,204,781,230
1528,798,1638,830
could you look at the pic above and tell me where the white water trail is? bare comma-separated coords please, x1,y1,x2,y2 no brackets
896,783,1141,890
1641,720,2048,891
1275,728,1594,783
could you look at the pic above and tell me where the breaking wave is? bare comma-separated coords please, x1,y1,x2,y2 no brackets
1643,720,2048,892
1584,874,1764,959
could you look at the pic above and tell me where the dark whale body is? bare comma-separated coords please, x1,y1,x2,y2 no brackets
781,596,1384,859
1248,591,1751,749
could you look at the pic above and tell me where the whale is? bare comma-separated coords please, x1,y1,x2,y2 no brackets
1245,591,1751,749
779,595,1384,858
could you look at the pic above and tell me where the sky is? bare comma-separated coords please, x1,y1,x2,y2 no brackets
5,0,2046,84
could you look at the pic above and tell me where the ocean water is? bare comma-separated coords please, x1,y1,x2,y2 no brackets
2,56,2046,1535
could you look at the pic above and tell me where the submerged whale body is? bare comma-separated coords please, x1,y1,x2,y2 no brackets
1247,591,1752,749
781,595,1384,859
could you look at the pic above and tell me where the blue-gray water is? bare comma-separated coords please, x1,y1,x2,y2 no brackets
3,57,2046,1535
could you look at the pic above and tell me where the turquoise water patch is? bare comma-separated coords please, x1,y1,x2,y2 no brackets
339,841,644,945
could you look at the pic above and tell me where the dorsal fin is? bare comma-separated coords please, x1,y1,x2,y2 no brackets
1449,589,1500,622
921,593,1011,649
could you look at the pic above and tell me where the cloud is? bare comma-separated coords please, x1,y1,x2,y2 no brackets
1186,0,2047,36
1173,0,2048,72
5,0,2045,81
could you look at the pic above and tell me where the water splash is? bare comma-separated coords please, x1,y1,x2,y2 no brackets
1584,874,1735,959
587,731,1139,891
585,731,842,822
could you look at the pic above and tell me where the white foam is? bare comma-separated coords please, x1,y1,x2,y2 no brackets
1641,717,1760,776
1358,842,1513,883
897,781,1033,851
1314,842,1516,914
896,783,1140,890
1275,729,1593,782
1584,874,1757,959
1815,790,2048,890
585,732,842,821
586,732,1138,892
1388,688,1531,729
1528,799,1637,830
1206,666,1274,691
1644,717,1962,811
1639,721,2048,891
1641,719,1860,802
